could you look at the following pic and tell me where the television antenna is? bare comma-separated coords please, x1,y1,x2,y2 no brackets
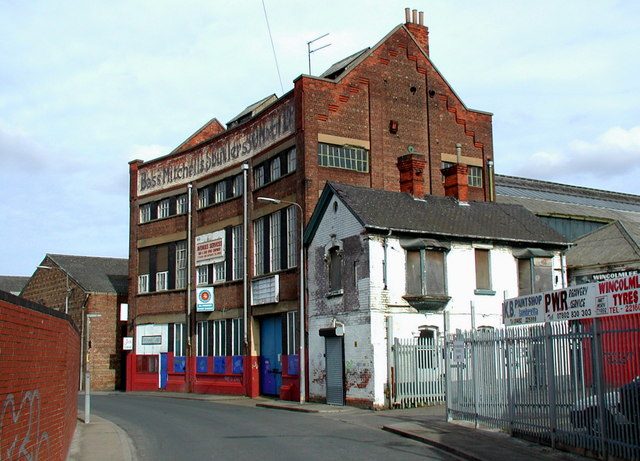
307,33,331,75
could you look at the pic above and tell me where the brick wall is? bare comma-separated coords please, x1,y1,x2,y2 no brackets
0,290,80,460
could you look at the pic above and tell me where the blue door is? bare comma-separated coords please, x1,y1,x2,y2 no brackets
160,353,168,389
260,316,282,395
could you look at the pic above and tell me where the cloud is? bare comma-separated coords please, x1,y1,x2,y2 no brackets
514,125,640,192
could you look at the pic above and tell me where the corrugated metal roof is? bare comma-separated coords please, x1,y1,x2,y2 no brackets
567,221,640,268
496,184,640,213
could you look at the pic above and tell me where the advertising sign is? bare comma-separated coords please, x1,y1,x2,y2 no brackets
503,274,640,326
123,337,134,351
196,230,225,266
196,287,215,312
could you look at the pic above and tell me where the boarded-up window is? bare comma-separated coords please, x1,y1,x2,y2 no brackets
475,249,491,290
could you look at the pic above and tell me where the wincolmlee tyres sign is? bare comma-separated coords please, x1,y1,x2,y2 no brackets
503,274,640,326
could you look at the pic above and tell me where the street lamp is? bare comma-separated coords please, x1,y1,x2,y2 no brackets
85,313,102,423
37,265,70,314
257,196,306,404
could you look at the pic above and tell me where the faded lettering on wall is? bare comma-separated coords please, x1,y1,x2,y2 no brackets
137,101,294,196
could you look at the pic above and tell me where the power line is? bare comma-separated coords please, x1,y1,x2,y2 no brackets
261,0,284,94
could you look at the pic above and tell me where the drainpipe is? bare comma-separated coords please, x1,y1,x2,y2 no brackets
487,159,494,202
386,315,394,408
186,183,193,391
383,229,392,290
242,163,249,353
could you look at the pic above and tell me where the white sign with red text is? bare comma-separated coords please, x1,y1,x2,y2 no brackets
503,274,640,326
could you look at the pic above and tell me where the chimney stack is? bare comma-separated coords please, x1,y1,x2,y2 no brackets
397,153,427,198
442,143,469,202
404,7,429,55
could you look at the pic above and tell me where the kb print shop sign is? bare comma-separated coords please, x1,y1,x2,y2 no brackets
137,101,294,195
504,274,640,326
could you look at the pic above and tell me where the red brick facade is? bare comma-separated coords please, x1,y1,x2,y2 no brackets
20,256,127,391
0,291,80,460
128,12,494,398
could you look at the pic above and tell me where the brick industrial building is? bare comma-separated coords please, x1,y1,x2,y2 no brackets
21,254,128,391
127,9,494,399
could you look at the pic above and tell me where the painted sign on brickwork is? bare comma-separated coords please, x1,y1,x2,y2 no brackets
503,274,640,326
195,230,225,266
137,101,294,195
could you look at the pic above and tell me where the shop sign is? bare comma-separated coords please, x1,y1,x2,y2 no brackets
196,230,225,266
196,287,215,312
504,274,640,326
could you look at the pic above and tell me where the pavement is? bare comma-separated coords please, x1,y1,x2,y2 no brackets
67,392,594,461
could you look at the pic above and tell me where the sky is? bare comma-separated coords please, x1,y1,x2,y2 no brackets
1,0,639,276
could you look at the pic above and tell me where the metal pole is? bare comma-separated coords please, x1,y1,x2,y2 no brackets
187,184,193,354
242,164,249,353
85,314,101,424
85,316,91,424
298,202,305,404
65,272,69,314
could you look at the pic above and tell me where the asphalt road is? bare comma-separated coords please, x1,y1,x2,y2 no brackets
85,394,461,461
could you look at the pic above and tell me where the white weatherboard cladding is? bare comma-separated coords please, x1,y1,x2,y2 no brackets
136,323,168,354
309,196,364,247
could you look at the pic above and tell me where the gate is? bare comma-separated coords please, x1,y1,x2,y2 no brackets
393,337,445,407
445,316,640,460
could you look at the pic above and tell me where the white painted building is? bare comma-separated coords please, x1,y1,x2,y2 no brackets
304,181,569,409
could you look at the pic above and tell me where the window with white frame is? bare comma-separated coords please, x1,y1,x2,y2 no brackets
254,165,265,189
214,262,226,283
287,147,297,173
270,211,281,272
196,321,210,357
232,225,243,280
138,274,149,293
286,311,298,355
318,142,369,173
232,175,243,197
254,218,265,275
197,265,209,285
176,194,188,214
214,181,226,203
139,203,152,223
157,199,170,218
156,271,168,291
173,323,186,356
176,241,187,289
286,206,297,268
468,166,482,188
231,318,243,356
270,156,281,181
198,188,209,208
213,319,228,356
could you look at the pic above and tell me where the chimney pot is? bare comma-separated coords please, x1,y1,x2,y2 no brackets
412,9,418,23
419,11,424,26
405,7,411,23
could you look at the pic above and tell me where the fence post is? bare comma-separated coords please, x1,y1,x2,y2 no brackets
592,318,608,457
544,322,557,448
387,316,394,409
505,328,514,436
471,329,479,428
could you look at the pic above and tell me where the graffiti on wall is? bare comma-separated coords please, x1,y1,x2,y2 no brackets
1,390,50,460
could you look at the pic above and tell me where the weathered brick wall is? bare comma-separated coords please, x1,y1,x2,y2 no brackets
0,291,80,460
86,293,124,390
